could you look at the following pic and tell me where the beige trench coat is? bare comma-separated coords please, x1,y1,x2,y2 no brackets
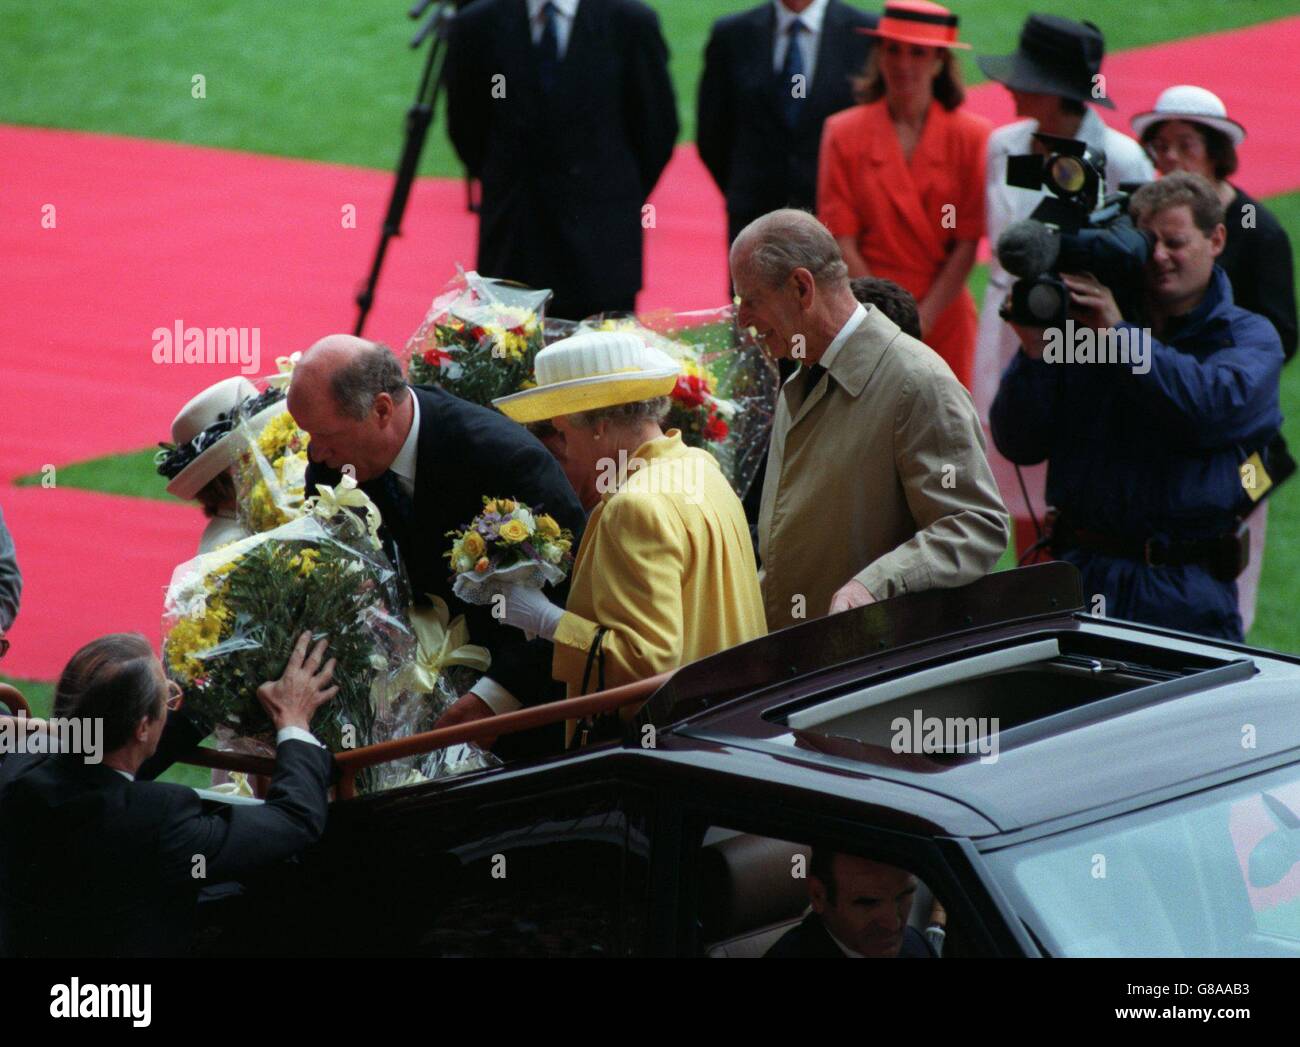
758,305,1010,630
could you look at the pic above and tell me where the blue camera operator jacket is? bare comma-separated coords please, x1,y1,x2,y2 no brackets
991,266,1283,641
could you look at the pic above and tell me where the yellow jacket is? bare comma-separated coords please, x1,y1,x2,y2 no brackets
553,431,766,696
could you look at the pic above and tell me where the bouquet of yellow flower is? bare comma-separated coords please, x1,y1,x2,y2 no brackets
403,270,551,406
233,388,311,534
164,478,499,792
579,308,779,499
445,496,575,605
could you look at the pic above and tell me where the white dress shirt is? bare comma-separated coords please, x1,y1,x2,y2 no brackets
527,0,580,59
772,0,830,91
815,301,867,376
389,390,421,499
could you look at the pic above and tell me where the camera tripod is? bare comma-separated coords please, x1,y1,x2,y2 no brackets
353,0,473,337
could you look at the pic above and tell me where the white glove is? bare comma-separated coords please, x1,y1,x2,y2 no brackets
497,584,565,641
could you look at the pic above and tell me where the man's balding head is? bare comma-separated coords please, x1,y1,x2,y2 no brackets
729,209,857,363
287,335,412,482
730,209,849,292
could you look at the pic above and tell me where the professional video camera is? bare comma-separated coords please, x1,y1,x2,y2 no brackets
994,134,1150,329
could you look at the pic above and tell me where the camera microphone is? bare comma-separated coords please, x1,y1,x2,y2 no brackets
996,219,1060,279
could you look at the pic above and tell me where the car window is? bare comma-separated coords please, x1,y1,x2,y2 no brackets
987,765,1300,957
228,780,654,957
412,786,653,957
693,827,947,959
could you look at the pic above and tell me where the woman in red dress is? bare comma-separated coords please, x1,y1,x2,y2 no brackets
817,0,989,388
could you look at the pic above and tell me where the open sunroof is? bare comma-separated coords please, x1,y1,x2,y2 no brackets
774,631,1256,759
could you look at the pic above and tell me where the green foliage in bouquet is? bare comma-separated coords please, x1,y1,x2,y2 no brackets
164,530,388,754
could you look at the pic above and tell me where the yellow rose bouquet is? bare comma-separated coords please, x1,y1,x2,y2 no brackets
444,495,575,605
403,269,551,405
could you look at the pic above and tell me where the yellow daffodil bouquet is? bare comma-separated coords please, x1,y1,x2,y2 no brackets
444,496,575,605
233,386,311,534
403,269,550,405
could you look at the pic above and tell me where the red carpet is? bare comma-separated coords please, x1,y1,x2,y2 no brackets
2,16,1298,680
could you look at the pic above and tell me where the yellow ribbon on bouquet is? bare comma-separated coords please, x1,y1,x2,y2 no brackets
303,475,383,549
401,595,491,694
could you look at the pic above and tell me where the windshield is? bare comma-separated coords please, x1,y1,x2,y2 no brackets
986,763,1300,956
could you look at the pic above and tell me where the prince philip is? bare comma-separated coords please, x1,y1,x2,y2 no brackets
730,211,1009,629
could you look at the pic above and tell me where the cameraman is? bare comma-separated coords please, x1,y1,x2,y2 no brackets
990,172,1283,641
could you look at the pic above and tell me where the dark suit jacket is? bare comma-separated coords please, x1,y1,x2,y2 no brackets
445,0,679,315
697,1,877,244
765,913,936,958
306,385,586,709
0,739,332,957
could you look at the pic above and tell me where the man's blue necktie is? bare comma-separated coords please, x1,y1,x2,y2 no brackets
538,2,560,94
780,20,807,128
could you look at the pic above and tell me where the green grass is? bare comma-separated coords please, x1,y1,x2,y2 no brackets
15,448,180,503
1240,191,1300,655
3,0,1297,174
0,674,209,787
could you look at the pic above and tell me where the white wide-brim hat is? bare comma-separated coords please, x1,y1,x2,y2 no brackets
493,331,680,424
162,376,286,499
1131,84,1246,146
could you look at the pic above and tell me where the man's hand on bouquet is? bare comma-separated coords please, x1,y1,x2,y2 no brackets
257,631,338,733
1062,271,1123,329
497,584,564,641
829,579,876,615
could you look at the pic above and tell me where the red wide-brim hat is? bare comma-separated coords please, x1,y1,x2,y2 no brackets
856,0,971,50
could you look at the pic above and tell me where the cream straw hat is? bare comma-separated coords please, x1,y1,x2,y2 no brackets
158,377,286,499
493,331,680,424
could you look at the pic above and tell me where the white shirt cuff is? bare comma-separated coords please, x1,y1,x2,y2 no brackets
470,677,523,715
276,725,325,749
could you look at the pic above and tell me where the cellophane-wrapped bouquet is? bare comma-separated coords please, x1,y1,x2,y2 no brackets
445,496,575,606
232,385,311,535
403,270,551,406
579,308,779,499
163,477,498,793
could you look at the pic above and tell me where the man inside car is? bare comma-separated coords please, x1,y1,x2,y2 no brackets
766,849,937,958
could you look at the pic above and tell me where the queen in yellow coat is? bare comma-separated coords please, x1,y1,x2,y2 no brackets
492,331,767,701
